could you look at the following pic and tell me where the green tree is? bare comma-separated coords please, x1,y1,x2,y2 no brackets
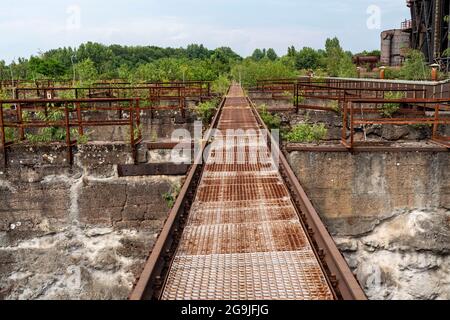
266,48,278,61
0,60,8,80
399,50,429,80
324,37,357,77
295,47,322,70
75,58,98,82
29,56,65,78
287,46,297,58
231,58,296,87
251,49,265,61
186,44,211,59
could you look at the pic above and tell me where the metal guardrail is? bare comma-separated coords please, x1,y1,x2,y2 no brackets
0,98,142,166
247,96,367,300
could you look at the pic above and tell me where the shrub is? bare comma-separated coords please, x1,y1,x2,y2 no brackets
381,91,405,118
195,99,219,124
258,104,281,129
22,108,90,144
162,182,181,209
285,123,328,143
57,90,76,99
329,100,340,114
211,75,231,95
3,128,16,142
399,50,430,80
25,109,66,143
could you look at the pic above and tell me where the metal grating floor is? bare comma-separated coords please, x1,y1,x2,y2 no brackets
161,85,334,300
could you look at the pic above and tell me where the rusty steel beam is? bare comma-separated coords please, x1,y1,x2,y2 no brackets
248,97,367,300
129,93,227,300
147,141,194,150
117,163,190,177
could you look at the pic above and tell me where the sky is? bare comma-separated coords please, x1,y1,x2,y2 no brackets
0,0,410,63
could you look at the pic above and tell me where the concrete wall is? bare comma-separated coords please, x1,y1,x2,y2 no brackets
288,150,450,299
288,151,449,235
0,143,182,299
381,29,410,66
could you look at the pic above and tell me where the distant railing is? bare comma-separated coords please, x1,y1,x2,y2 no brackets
401,19,412,30
250,77,450,149
342,97,450,148
0,98,141,166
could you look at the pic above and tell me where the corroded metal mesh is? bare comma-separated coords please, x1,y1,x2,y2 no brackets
161,85,334,300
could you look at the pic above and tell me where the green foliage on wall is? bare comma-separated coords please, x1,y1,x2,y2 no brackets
284,123,328,143
258,105,281,129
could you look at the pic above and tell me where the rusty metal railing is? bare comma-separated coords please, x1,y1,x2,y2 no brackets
247,96,367,300
0,98,142,166
249,77,450,149
342,97,450,148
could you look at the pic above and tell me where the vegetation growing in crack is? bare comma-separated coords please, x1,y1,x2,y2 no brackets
194,98,220,124
162,182,181,209
330,100,341,114
258,104,281,130
380,91,406,118
284,123,328,143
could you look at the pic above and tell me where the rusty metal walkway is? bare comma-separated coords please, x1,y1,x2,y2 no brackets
130,85,366,300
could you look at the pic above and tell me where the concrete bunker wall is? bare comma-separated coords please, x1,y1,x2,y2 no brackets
288,151,450,299
0,143,182,299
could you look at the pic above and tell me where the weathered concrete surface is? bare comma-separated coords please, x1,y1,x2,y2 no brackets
0,143,182,300
0,226,156,300
72,110,198,142
335,208,449,300
288,151,449,235
288,150,450,300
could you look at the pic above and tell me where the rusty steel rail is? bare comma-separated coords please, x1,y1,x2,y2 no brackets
247,96,366,300
0,79,74,89
0,98,142,166
130,85,366,300
129,92,227,300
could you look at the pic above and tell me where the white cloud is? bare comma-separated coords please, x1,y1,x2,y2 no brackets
0,0,409,62
0,15,326,61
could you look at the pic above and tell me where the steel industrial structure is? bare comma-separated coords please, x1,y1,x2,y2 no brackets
406,0,450,66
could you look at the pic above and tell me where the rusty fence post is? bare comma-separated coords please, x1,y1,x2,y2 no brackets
342,98,348,145
432,104,439,141
350,101,354,148
136,99,141,141
180,87,186,118
0,102,6,167
16,103,25,141
76,102,83,136
129,100,137,164
64,104,73,165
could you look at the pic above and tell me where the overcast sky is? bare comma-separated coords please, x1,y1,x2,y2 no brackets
0,0,409,62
